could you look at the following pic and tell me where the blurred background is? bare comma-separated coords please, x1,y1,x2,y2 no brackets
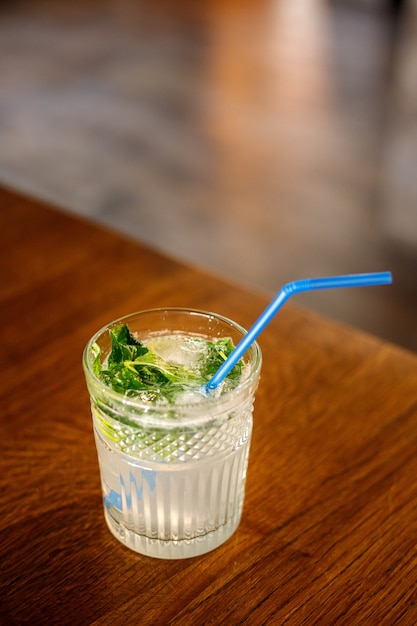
1,0,416,350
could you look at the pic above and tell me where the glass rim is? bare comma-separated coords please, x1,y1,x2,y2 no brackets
82,307,262,417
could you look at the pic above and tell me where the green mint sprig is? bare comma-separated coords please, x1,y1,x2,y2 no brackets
92,323,242,402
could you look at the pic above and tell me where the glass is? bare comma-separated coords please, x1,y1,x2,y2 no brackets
83,308,262,559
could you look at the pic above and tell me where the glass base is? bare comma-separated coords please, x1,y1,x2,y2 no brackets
104,507,241,559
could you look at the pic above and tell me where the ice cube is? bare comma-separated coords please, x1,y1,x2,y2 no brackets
146,335,207,369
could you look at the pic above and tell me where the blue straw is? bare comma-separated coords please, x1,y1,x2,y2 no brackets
206,271,392,392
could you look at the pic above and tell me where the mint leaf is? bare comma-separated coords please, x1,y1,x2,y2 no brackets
108,324,148,366
128,352,200,384
200,337,242,380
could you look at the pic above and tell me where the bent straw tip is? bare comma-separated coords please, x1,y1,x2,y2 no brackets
206,270,393,391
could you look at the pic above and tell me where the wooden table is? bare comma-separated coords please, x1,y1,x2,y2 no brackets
1,186,417,625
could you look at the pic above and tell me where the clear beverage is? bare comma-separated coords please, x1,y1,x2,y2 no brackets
93,400,252,558
83,309,261,559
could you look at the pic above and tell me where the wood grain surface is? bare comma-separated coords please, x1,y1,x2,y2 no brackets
1,186,417,625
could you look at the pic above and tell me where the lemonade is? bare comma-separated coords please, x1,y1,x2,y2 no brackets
83,309,261,559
